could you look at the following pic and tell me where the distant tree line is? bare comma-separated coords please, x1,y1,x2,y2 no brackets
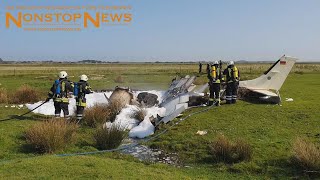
0,58,318,64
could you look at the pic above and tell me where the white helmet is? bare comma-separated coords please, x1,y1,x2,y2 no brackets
59,71,68,78
80,74,88,81
214,61,219,65
228,61,234,65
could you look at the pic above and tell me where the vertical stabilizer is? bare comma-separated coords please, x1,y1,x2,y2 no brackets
240,55,297,91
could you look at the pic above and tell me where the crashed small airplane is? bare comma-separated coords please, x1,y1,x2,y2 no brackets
158,55,297,124
105,55,296,126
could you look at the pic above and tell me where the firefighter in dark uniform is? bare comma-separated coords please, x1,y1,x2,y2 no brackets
74,74,93,122
223,61,240,104
206,63,210,75
198,62,202,73
47,71,74,118
208,61,222,106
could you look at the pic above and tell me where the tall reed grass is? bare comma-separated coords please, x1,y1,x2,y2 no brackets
25,118,78,153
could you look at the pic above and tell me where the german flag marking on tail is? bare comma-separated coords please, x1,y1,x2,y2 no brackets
280,61,286,65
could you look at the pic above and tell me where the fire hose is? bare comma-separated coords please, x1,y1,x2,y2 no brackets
0,99,49,122
0,103,216,166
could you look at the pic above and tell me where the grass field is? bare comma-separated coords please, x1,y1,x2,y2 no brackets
0,63,319,179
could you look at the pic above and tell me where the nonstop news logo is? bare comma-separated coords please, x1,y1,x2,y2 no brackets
5,6,133,31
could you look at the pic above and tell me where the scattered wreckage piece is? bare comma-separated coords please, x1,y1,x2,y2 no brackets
196,130,207,136
161,75,196,103
188,95,209,107
109,86,134,108
137,92,159,107
156,75,198,124
160,76,196,116
160,94,189,117
156,106,186,126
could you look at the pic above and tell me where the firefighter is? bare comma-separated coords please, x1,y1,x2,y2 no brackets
47,71,74,118
208,61,222,106
206,63,210,75
223,61,240,104
198,62,202,73
74,74,93,122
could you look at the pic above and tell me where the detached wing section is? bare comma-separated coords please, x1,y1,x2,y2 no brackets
240,55,297,91
159,76,196,118
161,76,196,104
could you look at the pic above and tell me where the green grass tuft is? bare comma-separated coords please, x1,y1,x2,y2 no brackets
93,124,127,150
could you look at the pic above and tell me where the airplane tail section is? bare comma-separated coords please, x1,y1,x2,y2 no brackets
240,55,297,91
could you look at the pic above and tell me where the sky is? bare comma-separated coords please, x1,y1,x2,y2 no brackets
0,0,320,62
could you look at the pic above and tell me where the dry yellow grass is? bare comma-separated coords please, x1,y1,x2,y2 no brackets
11,84,41,104
210,134,252,163
292,138,320,171
83,104,110,127
105,101,123,122
83,101,123,127
131,108,146,122
24,118,79,153
0,63,319,78
114,75,125,83
0,87,8,103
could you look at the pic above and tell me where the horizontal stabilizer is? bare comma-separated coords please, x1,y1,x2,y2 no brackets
250,89,277,96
